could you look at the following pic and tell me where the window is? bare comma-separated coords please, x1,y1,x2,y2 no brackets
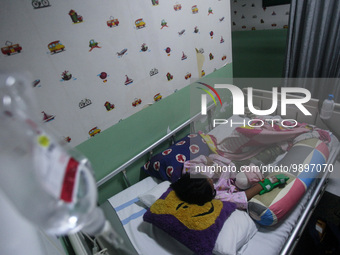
263,0,291,7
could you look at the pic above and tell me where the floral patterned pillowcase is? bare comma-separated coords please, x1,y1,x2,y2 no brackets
141,134,211,183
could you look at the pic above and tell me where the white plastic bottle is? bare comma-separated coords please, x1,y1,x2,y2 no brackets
320,94,335,120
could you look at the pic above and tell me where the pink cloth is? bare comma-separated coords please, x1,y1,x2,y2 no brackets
214,178,248,210
183,154,248,209
203,119,330,161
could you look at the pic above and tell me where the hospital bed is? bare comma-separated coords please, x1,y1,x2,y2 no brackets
95,88,340,255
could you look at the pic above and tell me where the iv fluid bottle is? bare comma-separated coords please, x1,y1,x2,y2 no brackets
0,73,105,236
320,94,335,120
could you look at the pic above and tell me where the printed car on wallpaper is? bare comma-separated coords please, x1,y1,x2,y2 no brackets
89,127,101,137
48,41,65,54
184,73,191,80
1,42,22,56
69,10,83,23
151,0,159,6
166,72,173,81
135,18,146,29
174,4,182,11
107,17,119,28
132,98,142,107
154,93,162,102
192,5,198,14
104,101,115,111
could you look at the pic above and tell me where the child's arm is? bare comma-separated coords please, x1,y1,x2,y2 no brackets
245,174,289,199
245,183,263,200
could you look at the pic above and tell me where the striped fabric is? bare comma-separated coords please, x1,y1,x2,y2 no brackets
248,138,329,226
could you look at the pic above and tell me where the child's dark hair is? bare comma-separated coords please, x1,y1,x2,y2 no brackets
170,173,215,206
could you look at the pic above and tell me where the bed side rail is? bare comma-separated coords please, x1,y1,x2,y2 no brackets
244,88,340,255
96,104,216,187
280,145,340,255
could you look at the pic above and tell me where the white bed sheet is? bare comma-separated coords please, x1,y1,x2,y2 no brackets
241,180,316,255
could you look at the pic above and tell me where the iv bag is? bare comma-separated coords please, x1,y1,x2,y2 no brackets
0,72,105,236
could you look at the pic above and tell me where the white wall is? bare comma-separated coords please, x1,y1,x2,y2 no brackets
0,0,233,146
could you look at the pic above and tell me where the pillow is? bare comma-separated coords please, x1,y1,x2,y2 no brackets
138,181,171,207
141,133,211,183
248,138,329,226
143,187,237,255
214,210,257,255
140,182,257,255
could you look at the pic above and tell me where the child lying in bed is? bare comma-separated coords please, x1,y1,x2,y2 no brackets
173,155,288,209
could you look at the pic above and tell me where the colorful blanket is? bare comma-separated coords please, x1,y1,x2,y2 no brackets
201,119,331,161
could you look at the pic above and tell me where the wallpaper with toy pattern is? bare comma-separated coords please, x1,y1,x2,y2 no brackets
0,0,232,146
231,0,290,31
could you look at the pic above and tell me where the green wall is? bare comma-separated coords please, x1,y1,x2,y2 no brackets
232,29,288,78
76,64,233,204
